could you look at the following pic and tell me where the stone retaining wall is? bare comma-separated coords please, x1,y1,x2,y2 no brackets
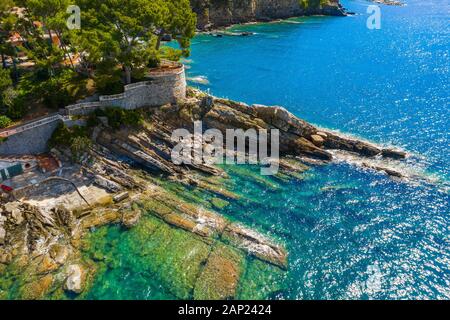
66,66,186,116
0,65,186,156
0,117,62,155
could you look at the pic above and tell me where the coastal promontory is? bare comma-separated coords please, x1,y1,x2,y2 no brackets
191,0,347,29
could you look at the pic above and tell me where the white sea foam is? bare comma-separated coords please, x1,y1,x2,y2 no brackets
187,75,210,85
329,149,448,192
283,20,303,24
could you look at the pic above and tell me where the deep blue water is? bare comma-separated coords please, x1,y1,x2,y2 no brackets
185,0,450,299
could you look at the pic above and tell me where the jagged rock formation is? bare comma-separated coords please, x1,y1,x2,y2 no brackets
65,264,84,294
0,88,407,300
0,126,289,299
191,0,347,29
0,170,288,299
89,89,405,181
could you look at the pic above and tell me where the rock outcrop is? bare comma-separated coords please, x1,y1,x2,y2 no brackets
64,264,84,294
0,88,409,300
89,89,406,180
191,0,347,30
138,187,288,269
0,138,289,299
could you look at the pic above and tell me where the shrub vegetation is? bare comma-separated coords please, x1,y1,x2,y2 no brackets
0,115,12,128
95,107,144,129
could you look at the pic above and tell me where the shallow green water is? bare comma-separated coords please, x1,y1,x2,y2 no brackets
83,195,285,300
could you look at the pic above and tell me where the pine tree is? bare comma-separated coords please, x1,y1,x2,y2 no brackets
75,0,196,84
0,0,16,70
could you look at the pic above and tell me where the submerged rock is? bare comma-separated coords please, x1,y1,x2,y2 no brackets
362,162,404,178
210,197,230,210
383,168,403,178
382,149,407,160
121,206,142,228
21,275,54,300
222,224,287,269
194,244,244,300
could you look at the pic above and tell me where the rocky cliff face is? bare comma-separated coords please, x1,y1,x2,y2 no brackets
191,0,346,29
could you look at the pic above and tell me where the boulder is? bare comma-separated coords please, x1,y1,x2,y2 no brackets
252,104,316,137
4,202,24,225
121,207,142,228
11,209,24,225
49,244,69,265
113,192,129,203
65,264,84,294
94,175,122,193
293,137,332,160
324,133,381,157
0,249,11,264
310,135,325,147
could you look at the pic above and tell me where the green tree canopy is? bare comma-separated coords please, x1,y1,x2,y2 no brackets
76,0,196,84
11,0,70,77
0,67,14,115
0,0,16,69
0,67,12,92
19,0,76,69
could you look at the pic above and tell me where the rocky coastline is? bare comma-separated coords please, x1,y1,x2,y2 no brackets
191,0,348,30
0,88,408,299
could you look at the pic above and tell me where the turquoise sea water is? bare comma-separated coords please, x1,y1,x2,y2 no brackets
185,0,450,299
87,0,449,299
